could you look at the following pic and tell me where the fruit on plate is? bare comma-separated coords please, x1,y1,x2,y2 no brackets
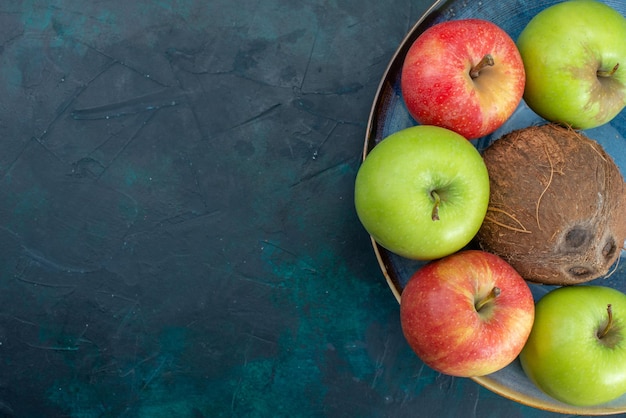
517,0,626,129
520,285,626,406
401,18,525,140
400,250,535,377
354,125,489,260
476,124,626,285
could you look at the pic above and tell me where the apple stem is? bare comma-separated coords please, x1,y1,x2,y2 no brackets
598,304,614,339
470,54,495,79
598,63,620,78
430,190,441,221
475,287,501,312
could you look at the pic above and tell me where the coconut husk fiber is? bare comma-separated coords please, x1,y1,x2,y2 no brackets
477,124,626,285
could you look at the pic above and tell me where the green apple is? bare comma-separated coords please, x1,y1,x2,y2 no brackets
354,125,490,260
517,0,626,129
520,285,626,406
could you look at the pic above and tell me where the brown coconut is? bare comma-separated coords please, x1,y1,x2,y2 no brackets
476,124,626,285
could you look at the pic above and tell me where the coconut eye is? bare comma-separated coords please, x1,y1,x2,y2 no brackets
564,226,591,249
569,266,592,278
602,237,617,259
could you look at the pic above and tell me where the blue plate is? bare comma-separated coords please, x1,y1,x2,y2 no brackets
364,0,626,414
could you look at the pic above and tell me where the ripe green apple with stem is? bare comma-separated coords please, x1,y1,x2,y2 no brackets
520,285,626,406
517,0,626,129
354,125,490,260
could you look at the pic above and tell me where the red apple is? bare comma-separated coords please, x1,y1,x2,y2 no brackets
401,19,525,140
400,250,534,377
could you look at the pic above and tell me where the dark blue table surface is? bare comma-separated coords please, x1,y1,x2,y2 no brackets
0,1,612,417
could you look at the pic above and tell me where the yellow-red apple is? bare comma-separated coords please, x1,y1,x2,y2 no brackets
401,19,525,140
400,250,534,377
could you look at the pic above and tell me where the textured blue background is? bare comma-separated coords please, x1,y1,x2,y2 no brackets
0,0,610,417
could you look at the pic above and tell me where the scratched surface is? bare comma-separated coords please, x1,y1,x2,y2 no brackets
0,1,597,417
